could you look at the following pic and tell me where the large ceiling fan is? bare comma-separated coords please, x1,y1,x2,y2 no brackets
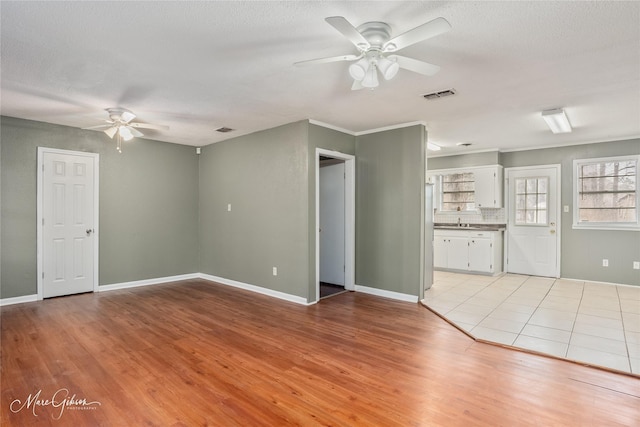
295,16,451,89
84,108,169,152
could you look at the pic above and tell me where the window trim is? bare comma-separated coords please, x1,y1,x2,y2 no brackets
572,155,640,231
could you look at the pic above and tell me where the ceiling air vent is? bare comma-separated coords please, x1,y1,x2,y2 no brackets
423,89,456,100
216,127,234,133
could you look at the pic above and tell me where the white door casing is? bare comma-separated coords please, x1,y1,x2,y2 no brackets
38,148,99,299
315,148,355,303
505,165,561,277
319,162,345,286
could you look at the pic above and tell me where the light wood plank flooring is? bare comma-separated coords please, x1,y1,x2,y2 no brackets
2,279,639,426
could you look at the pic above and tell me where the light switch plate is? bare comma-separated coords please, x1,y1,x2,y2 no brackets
563,205,569,213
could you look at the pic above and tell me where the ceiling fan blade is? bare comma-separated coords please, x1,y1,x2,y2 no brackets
120,110,136,123
104,126,118,139
127,126,144,138
294,54,361,67
82,124,112,130
390,55,441,76
383,17,451,52
325,16,370,49
129,122,170,131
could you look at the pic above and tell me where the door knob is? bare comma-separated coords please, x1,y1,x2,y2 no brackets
86,229,94,236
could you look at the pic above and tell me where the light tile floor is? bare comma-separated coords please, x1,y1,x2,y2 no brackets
423,271,640,375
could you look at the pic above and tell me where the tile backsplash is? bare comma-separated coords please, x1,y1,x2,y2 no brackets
434,208,505,225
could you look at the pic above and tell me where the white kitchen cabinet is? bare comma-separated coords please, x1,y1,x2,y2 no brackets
468,236,493,273
434,229,503,274
448,236,470,270
474,166,503,208
433,235,448,269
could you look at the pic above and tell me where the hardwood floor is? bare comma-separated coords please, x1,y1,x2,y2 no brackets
2,279,639,426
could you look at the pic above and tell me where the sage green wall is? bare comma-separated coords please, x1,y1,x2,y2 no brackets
501,138,640,286
355,125,426,297
307,124,356,300
427,150,500,170
198,121,310,299
0,116,200,299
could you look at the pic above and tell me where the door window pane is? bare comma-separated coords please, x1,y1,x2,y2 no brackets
515,177,549,225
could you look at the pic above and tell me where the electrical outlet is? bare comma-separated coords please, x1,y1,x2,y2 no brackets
602,259,609,267
563,205,569,213
634,261,640,270
272,267,278,276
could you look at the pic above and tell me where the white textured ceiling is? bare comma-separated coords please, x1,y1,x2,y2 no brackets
1,1,639,155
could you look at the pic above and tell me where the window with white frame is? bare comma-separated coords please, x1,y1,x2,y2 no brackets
441,172,475,211
574,156,639,229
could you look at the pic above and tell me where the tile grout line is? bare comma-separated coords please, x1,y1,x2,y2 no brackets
616,284,633,373
566,280,586,359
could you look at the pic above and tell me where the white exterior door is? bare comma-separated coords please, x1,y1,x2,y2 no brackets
39,148,98,298
506,165,560,277
319,162,345,286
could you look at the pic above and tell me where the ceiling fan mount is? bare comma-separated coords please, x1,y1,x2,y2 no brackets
355,22,392,50
106,107,136,124
294,16,451,90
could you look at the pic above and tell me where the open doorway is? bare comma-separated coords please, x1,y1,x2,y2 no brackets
319,156,346,298
315,148,355,302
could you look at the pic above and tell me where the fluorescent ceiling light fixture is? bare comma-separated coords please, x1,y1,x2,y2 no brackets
542,108,572,134
427,142,441,151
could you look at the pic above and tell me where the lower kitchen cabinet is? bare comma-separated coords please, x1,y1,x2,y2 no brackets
434,229,503,274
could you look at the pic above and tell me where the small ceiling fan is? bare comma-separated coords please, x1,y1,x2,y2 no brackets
295,16,451,89
84,108,169,152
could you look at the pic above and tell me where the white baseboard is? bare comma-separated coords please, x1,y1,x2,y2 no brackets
2,276,418,307
0,294,38,307
198,273,311,305
99,273,201,292
354,285,419,303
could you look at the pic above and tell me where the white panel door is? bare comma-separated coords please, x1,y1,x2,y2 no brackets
506,166,560,277
319,162,345,286
42,151,96,298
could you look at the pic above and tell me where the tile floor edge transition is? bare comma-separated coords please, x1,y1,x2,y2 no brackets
419,300,640,379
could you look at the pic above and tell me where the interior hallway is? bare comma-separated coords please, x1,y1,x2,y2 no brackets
423,271,640,375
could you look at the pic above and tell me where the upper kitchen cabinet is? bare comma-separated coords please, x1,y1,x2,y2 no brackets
428,165,503,211
474,166,503,208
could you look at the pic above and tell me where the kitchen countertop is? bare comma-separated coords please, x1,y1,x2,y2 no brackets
434,223,506,231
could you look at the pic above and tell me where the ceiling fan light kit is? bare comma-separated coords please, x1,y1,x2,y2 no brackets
295,16,451,90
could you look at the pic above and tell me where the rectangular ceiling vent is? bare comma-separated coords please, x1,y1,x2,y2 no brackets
423,89,456,100
216,127,235,133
